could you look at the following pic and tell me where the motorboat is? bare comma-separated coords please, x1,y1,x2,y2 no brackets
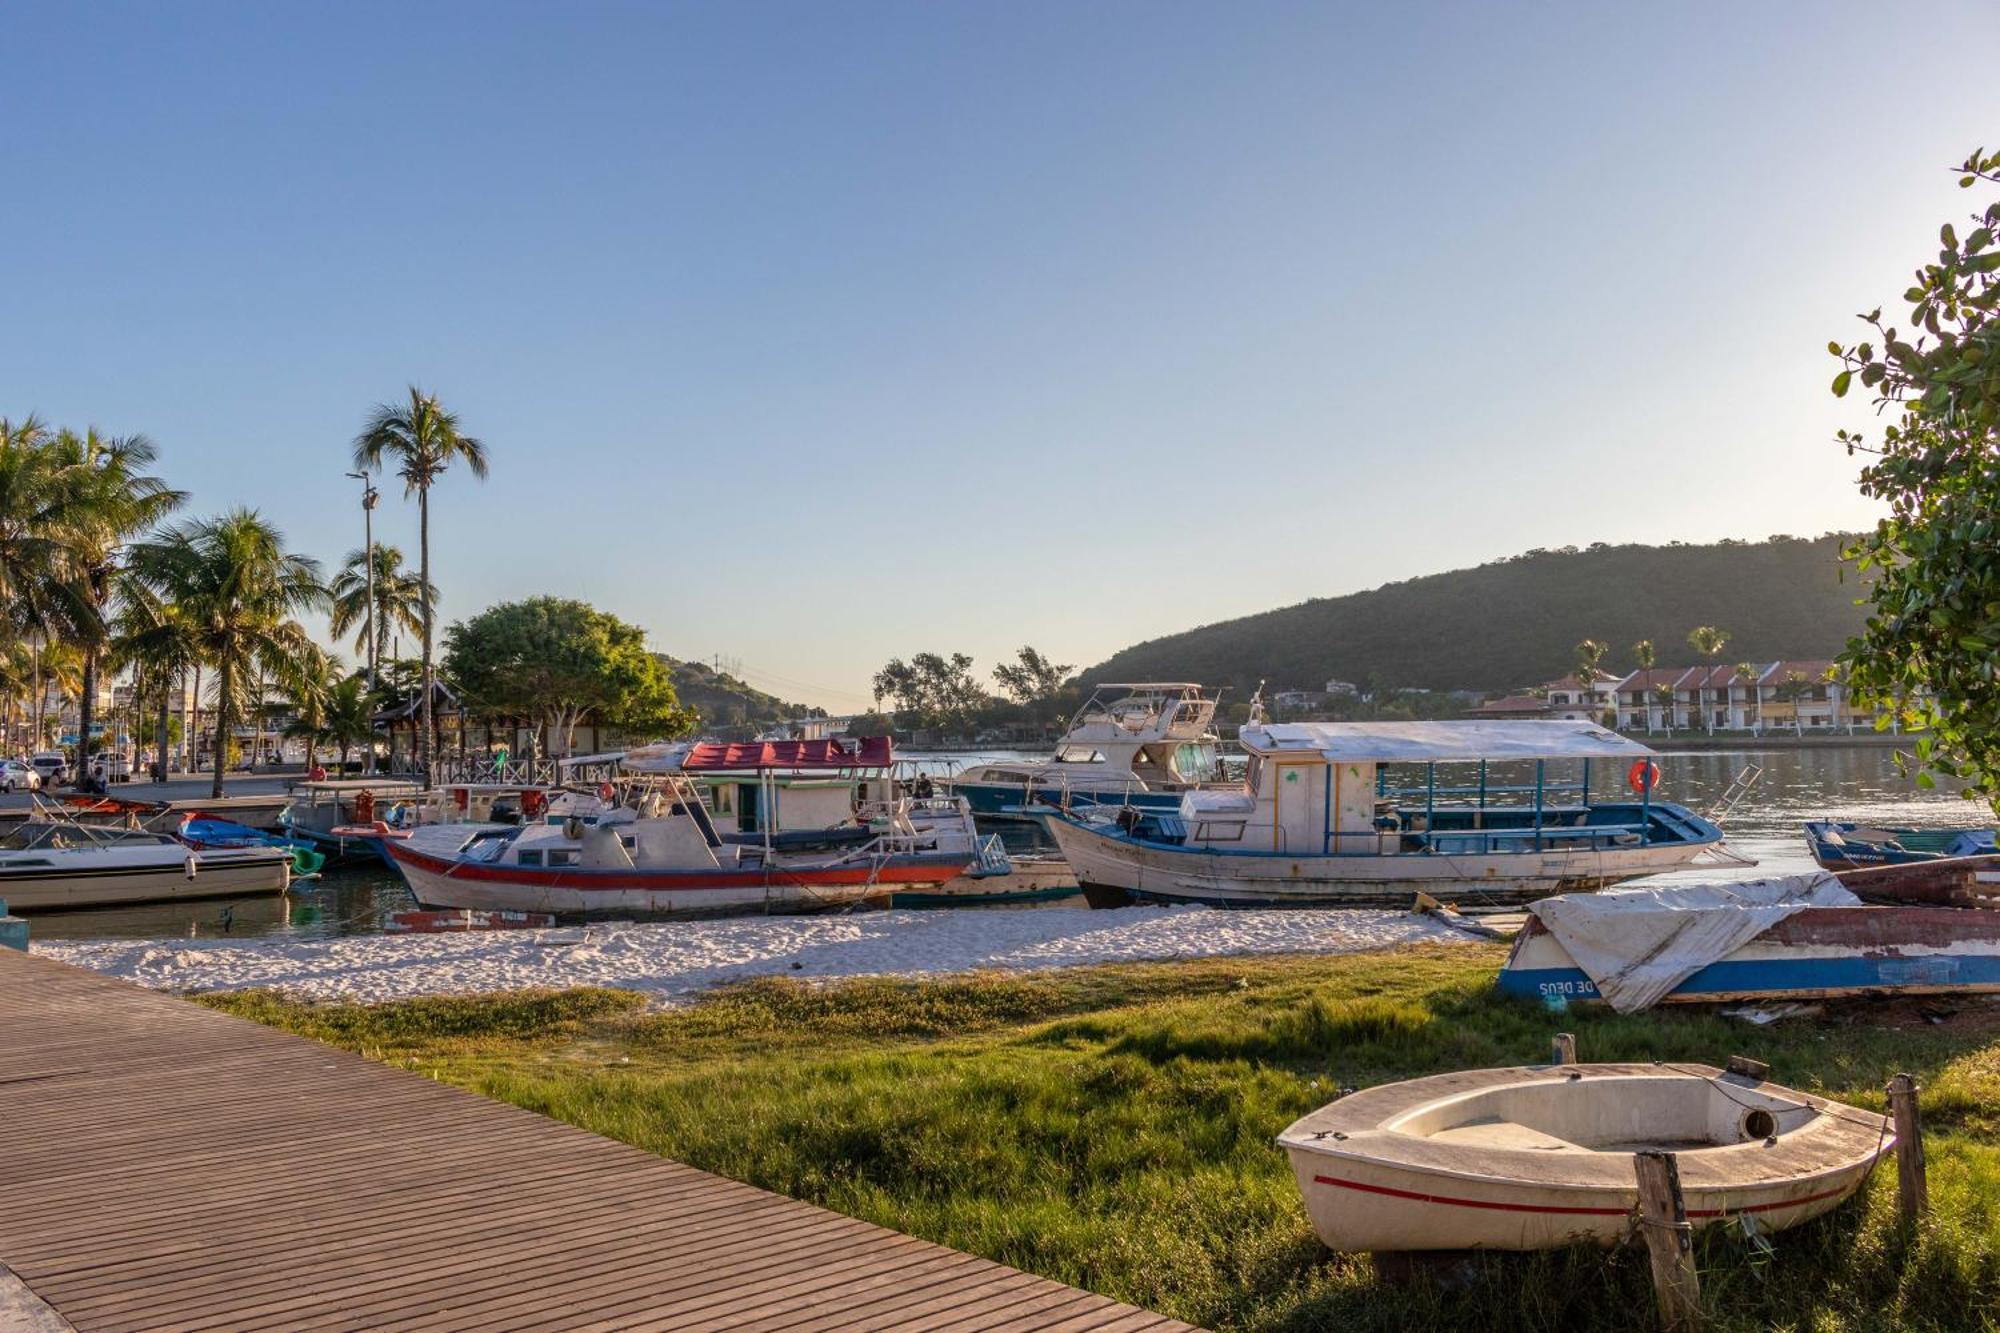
1805,819,1996,870
1049,720,1738,908
620,737,1073,906
1279,1063,1889,1252
948,683,1229,819
385,741,982,917
175,815,327,877
0,820,292,911
281,780,426,863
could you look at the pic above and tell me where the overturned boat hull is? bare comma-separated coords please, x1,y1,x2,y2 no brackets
1501,905,2000,1004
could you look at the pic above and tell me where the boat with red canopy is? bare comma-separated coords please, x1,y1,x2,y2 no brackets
384,737,984,918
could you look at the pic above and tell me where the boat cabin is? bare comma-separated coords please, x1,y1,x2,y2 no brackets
1164,720,1713,856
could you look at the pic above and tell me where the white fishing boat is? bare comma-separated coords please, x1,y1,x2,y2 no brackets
0,821,292,911
1279,1063,1890,1252
1047,720,1741,908
620,737,1075,905
385,740,983,918
948,683,1229,819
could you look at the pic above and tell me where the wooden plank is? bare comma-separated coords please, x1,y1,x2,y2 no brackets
0,948,1197,1331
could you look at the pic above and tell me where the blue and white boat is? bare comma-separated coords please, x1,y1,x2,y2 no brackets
1046,720,1737,908
949,683,1228,819
1499,867,2000,1008
1804,819,1997,870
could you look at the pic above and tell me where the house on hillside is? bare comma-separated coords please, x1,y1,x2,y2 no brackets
1542,672,1621,721
1470,693,1553,719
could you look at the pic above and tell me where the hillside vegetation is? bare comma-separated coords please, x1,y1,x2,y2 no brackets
658,656,814,734
1086,535,1866,694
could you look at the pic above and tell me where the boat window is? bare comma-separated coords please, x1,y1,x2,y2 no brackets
1055,746,1104,763
547,849,578,867
517,849,544,866
1245,754,1263,790
1194,821,1245,842
621,835,637,849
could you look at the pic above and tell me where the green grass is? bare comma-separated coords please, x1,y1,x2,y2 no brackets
199,946,2000,1332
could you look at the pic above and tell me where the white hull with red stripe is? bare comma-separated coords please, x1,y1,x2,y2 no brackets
1279,1063,1888,1251
385,821,974,919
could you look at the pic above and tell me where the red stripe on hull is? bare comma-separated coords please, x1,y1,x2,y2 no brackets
1311,1173,1856,1218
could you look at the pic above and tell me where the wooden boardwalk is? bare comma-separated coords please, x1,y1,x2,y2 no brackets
0,948,1197,1331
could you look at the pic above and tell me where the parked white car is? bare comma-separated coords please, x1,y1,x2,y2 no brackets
0,760,43,793
27,752,67,786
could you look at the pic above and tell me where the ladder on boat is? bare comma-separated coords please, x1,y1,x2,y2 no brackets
1708,764,1764,822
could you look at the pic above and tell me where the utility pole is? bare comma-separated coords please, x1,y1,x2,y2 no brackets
346,470,380,690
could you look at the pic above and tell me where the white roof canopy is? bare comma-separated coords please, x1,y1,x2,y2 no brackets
1239,720,1656,764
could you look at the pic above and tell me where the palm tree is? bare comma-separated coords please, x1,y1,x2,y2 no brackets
1571,639,1608,722
352,388,487,784
1775,671,1813,737
1686,626,1730,734
279,644,341,773
127,511,326,797
319,674,378,773
0,642,31,753
109,582,197,781
50,429,183,785
328,544,432,670
1732,662,1761,734
1650,682,1676,737
0,417,92,747
1630,640,1657,732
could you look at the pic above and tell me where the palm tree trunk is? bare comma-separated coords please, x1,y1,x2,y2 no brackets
418,485,434,785
211,657,232,800
155,685,170,783
76,647,98,788
30,639,42,751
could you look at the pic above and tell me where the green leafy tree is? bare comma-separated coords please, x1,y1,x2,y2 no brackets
110,582,200,781
127,510,326,797
872,652,987,731
991,647,1075,723
1831,148,2000,800
328,544,432,670
352,388,488,782
443,597,691,756
279,644,342,772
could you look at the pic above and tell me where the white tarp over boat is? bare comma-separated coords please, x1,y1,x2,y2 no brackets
1240,720,1655,764
1527,873,1861,1012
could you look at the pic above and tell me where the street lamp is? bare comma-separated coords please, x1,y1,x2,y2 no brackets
346,470,380,691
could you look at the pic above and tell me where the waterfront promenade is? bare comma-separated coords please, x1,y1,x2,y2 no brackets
0,947,1194,1330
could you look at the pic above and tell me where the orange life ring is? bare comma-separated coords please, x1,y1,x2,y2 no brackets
352,789,375,823
521,788,547,818
597,782,616,803
1626,760,1661,794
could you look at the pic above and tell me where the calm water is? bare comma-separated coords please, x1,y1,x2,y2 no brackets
21,744,1985,943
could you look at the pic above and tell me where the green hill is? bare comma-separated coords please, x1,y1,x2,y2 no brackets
1084,535,1869,694
659,657,817,734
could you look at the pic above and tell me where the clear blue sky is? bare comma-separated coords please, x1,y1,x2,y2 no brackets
5,2,1995,710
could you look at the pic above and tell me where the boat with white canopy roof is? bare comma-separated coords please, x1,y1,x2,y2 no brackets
1047,719,1739,908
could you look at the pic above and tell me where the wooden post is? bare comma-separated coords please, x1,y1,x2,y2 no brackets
1634,1150,1703,1332
1551,1032,1577,1065
1886,1072,1928,1222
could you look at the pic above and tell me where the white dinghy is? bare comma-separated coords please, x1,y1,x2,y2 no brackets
1278,1063,1889,1252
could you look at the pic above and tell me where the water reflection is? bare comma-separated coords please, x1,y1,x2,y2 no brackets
23,743,1987,942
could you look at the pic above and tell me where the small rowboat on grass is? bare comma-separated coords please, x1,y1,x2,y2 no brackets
1278,1063,1889,1252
